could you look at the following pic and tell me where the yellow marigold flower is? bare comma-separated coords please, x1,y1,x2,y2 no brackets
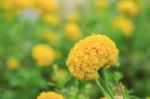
34,0,58,13
32,44,55,67
65,22,81,41
66,34,119,80
113,16,134,38
6,57,20,70
37,91,64,99
67,12,80,22
43,14,59,26
42,32,59,44
95,0,109,9
117,0,139,16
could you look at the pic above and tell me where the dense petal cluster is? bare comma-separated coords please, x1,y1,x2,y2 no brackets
32,44,55,66
66,34,119,80
117,0,139,16
113,16,134,38
37,91,64,99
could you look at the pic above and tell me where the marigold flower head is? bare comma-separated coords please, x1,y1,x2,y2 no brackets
32,44,55,67
66,34,119,80
37,91,64,99
65,22,81,41
113,16,134,38
117,0,139,16
6,57,20,70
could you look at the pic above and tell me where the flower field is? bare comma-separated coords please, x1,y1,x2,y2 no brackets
0,0,150,99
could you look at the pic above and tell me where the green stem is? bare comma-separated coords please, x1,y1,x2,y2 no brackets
103,70,114,99
95,79,110,98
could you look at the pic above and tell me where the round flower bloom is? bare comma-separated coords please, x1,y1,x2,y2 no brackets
32,44,55,67
37,91,64,99
117,0,139,16
65,22,81,41
66,34,119,80
113,16,134,38
6,57,20,70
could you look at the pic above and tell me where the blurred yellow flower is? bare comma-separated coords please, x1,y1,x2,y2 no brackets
65,22,81,41
43,14,59,26
95,0,109,9
66,34,119,80
43,32,59,44
37,91,64,99
67,12,80,22
32,44,55,67
6,57,20,70
12,0,30,11
113,16,134,38
146,96,150,99
0,0,30,12
34,0,58,13
0,0,14,10
117,0,139,16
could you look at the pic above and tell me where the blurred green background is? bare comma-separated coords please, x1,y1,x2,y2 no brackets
0,0,150,99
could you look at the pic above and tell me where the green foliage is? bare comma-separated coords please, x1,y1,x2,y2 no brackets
0,0,150,99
